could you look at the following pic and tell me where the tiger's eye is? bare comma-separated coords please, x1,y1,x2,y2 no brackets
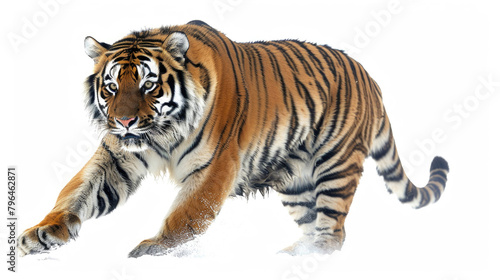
144,81,154,89
108,83,118,92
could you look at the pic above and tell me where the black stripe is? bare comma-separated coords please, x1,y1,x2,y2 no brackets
180,141,220,183
102,181,120,215
316,180,356,199
297,77,316,129
86,74,97,107
315,136,344,168
315,227,331,231
166,74,175,95
377,158,400,177
133,152,149,169
36,228,50,250
380,158,404,182
177,129,203,165
163,102,178,116
115,162,131,190
281,41,314,76
95,185,106,218
264,41,299,72
383,170,404,182
210,32,248,155
159,62,167,75
258,113,280,167
174,69,189,99
300,42,324,71
427,183,442,201
112,57,127,63
277,183,315,195
430,170,448,180
284,102,299,148
102,142,132,191
250,45,269,140
176,102,217,165
314,79,328,109
149,139,170,159
137,55,151,61
313,60,344,152
263,46,290,111
185,57,211,99
371,137,392,160
347,57,361,92
295,211,317,225
262,46,280,79
417,188,431,208
375,115,387,139
399,182,417,203
181,160,211,184
316,207,347,220
282,201,315,208
430,175,447,187
317,45,336,82
316,164,361,186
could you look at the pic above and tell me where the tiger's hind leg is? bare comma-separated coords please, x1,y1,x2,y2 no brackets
277,180,317,255
279,153,364,255
311,152,365,254
312,174,360,253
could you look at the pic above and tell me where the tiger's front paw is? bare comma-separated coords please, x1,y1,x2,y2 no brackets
17,212,81,256
128,238,171,258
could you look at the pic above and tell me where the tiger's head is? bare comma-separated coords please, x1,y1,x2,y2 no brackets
84,31,204,152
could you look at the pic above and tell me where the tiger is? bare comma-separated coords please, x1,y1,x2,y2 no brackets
18,20,449,258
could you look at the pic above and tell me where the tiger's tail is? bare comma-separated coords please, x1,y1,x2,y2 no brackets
370,113,449,209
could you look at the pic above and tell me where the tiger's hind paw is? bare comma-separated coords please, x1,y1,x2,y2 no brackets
279,240,313,256
128,238,170,258
279,237,343,256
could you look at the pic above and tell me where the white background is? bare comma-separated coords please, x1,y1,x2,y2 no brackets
1,0,498,279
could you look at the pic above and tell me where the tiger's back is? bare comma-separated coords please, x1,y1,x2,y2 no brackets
228,40,385,194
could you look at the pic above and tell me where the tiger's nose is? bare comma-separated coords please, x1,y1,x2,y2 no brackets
116,116,138,128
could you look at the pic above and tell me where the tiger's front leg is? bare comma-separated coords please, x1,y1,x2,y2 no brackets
18,135,147,256
128,150,238,258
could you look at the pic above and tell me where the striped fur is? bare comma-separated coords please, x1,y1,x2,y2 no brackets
18,20,449,257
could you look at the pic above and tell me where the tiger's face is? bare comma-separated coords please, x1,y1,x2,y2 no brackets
84,32,199,152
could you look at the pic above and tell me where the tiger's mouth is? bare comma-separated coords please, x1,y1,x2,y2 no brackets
117,133,149,152
120,133,141,140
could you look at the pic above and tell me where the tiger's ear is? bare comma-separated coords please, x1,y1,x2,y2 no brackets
84,36,109,64
163,32,189,64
